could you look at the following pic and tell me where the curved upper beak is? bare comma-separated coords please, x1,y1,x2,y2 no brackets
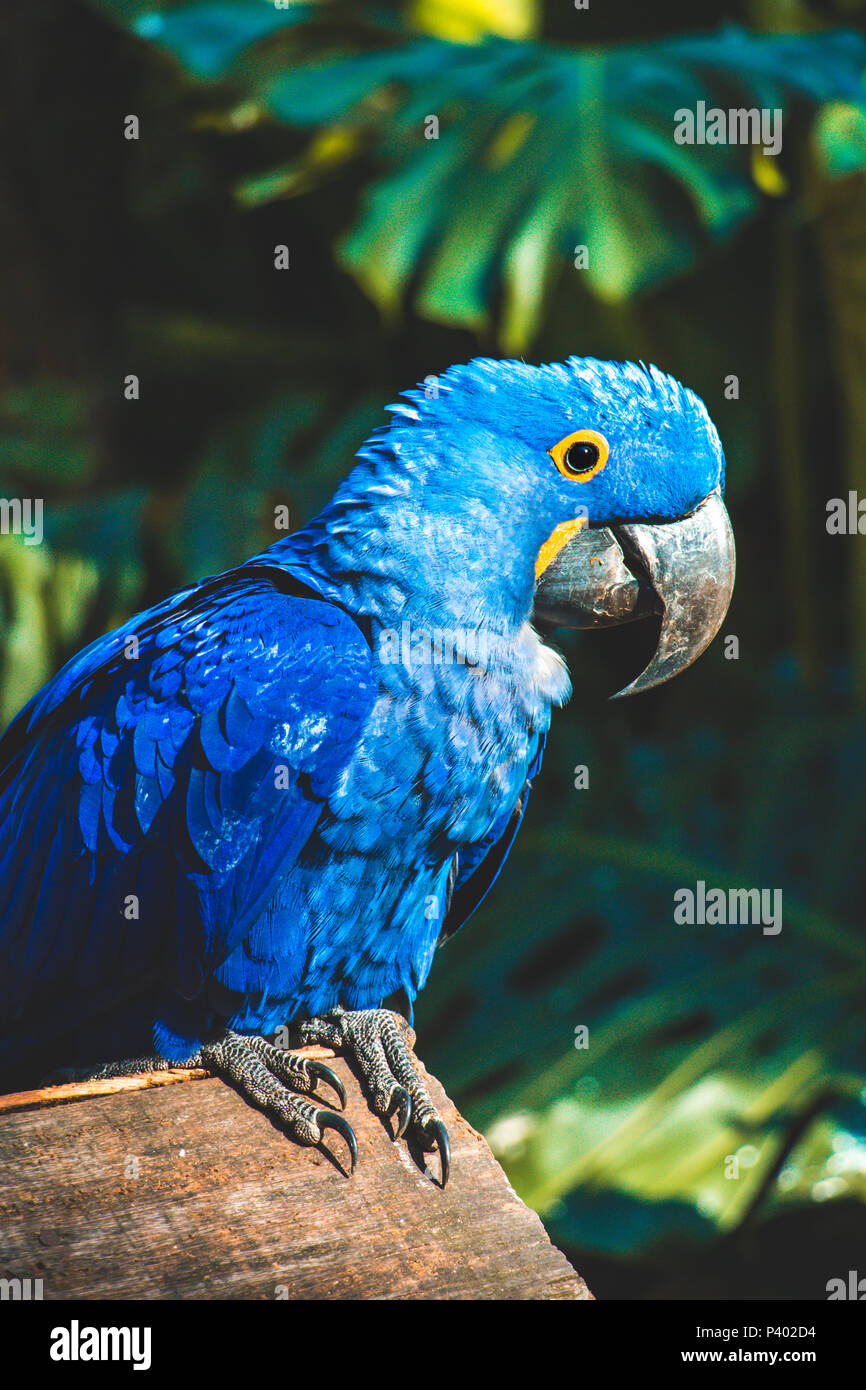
533,490,735,698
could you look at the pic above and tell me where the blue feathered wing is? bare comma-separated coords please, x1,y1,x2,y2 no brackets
439,734,546,943
0,565,375,1075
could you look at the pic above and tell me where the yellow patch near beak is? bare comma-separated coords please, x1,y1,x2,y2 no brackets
535,516,587,580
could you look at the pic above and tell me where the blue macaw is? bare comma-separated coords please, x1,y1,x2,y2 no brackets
0,357,734,1181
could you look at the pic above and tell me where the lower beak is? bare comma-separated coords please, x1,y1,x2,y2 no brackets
533,490,735,698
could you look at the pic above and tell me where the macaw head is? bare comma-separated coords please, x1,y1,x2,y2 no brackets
370,355,735,697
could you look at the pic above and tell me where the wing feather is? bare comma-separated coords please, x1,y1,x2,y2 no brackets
0,565,375,1069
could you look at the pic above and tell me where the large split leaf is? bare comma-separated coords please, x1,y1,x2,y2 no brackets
119,6,866,344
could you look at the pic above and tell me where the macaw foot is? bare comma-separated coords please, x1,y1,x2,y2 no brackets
298,1007,451,1186
193,1031,357,1173
54,1012,448,1183
77,1034,356,1175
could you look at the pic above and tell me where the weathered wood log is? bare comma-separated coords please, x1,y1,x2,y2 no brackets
0,1050,591,1300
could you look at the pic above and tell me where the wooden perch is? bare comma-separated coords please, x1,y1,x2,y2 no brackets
0,1050,592,1300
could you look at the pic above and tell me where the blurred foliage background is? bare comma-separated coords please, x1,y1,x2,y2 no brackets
3,0,866,1299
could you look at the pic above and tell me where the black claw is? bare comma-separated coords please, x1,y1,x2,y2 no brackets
308,1060,346,1110
390,1086,412,1139
317,1111,358,1175
424,1119,451,1187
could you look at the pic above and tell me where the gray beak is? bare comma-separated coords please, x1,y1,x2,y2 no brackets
534,489,735,698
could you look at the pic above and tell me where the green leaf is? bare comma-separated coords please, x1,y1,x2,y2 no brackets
0,382,95,483
133,1,313,79
120,12,866,341
813,101,866,176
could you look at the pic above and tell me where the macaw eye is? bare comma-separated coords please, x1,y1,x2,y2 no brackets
549,429,609,481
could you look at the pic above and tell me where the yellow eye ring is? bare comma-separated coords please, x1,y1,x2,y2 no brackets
549,428,609,481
